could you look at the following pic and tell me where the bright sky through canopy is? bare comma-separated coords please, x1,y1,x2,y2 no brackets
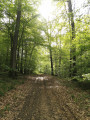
39,0,55,20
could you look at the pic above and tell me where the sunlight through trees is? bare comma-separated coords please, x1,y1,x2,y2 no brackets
0,0,90,79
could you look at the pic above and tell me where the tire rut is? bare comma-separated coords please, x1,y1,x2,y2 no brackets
51,86,85,120
13,76,87,120
14,81,41,120
43,79,81,120
44,81,70,120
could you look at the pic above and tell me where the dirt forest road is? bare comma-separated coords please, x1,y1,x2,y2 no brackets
0,75,89,120
13,75,88,120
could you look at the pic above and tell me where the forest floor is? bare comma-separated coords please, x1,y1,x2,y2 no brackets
0,75,90,120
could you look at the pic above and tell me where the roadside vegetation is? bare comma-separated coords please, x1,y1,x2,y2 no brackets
0,73,25,96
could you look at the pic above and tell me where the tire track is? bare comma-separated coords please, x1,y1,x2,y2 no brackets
44,79,78,120
14,76,86,120
45,87,68,120
51,84,84,120
38,80,53,120
14,80,41,120
51,88,78,120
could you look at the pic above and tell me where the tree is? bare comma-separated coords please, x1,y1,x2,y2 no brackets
0,0,89,79
10,0,22,77
67,0,77,77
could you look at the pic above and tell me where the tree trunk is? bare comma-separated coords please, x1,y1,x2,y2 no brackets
17,24,25,71
11,0,21,77
68,0,77,77
24,41,28,74
50,48,54,75
20,38,24,74
59,40,61,77
20,58,23,74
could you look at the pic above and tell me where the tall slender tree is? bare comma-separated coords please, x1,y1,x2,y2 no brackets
67,0,77,77
11,0,22,77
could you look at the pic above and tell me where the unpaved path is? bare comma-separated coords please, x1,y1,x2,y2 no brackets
0,75,90,120
14,75,88,120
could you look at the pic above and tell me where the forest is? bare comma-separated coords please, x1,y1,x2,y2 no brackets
0,0,90,81
0,0,90,119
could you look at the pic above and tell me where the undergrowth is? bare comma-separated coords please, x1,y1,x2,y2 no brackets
0,75,25,96
58,77,90,117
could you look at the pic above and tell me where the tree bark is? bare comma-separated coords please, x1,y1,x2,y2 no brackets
17,24,25,71
50,48,54,75
68,0,77,77
59,40,61,77
20,37,24,74
11,0,21,77
24,40,28,74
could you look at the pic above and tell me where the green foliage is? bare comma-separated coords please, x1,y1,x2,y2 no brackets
0,0,90,81
0,64,10,71
0,75,25,96
82,73,90,81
